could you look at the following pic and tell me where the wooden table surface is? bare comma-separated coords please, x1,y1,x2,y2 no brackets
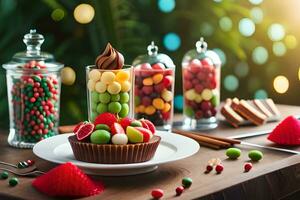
1,105,300,200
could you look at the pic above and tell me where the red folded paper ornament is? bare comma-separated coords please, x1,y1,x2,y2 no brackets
32,162,104,197
268,116,300,145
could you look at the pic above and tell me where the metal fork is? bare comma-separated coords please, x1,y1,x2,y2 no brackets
0,167,45,177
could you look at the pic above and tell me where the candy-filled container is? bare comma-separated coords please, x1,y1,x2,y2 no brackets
87,43,133,122
2,30,63,148
133,42,175,131
182,37,221,130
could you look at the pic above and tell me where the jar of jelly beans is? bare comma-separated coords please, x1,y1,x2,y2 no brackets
2,30,63,148
181,37,221,130
133,42,175,131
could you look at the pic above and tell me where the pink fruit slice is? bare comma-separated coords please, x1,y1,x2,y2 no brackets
140,119,156,134
73,122,84,134
134,127,152,142
140,120,149,130
111,122,125,135
76,123,95,141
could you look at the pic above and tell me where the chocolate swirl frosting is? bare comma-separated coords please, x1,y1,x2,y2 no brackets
95,43,124,69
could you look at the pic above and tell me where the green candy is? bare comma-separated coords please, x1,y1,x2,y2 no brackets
182,177,193,188
134,96,140,106
184,107,194,118
1,171,8,179
120,92,129,103
211,94,219,107
90,130,111,144
119,103,129,118
226,148,241,159
130,120,142,127
99,92,111,104
91,111,98,122
9,177,19,187
248,150,263,161
111,94,120,102
91,92,99,103
108,102,122,113
95,124,111,131
91,102,97,112
96,103,108,114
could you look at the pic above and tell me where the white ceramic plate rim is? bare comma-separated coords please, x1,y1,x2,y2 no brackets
33,131,200,169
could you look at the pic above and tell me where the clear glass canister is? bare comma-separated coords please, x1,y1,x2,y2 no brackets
132,42,175,131
86,65,134,122
181,37,221,130
2,30,64,148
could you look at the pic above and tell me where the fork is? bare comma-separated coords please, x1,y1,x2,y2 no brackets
0,167,45,177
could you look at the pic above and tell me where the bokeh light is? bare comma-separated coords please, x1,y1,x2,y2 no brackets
163,32,181,51
248,77,261,92
249,0,263,5
73,4,95,24
51,8,64,21
284,35,297,49
219,17,232,32
252,46,268,65
268,23,285,41
224,75,239,91
213,48,226,65
61,67,76,86
234,62,249,78
201,22,214,36
272,42,286,57
174,95,183,110
158,0,175,13
239,18,255,37
250,7,263,24
254,89,268,99
273,75,289,94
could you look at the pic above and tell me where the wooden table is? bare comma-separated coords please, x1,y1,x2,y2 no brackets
1,105,300,200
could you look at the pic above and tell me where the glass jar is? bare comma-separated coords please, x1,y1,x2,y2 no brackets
132,42,175,131
181,37,221,130
2,29,64,148
86,65,133,122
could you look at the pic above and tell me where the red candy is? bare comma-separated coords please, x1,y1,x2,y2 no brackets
175,186,185,196
163,75,173,88
152,63,165,70
206,164,213,173
215,164,224,174
151,189,164,199
244,162,253,172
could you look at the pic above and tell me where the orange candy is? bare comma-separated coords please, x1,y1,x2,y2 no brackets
152,73,163,84
143,77,153,86
152,98,165,110
162,102,171,113
145,106,156,115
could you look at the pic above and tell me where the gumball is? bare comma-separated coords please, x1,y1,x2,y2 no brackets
88,69,101,81
152,63,165,70
201,57,213,66
95,81,107,93
107,81,121,94
184,80,193,90
87,80,96,91
195,84,204,94
121,81,131,92
101,71,115,84
115,70,130,82
183,70,194,80
112,133,128,145
163,76,173,88
151,189,164,199
185,89,196,101
215,164,224,174
244,162,253,172
176,186,184,196
201,101,211,111
201,89,213,101
142,86,153,95
182,177,193,188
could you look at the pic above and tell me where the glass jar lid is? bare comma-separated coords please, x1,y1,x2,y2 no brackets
182,37,221,66
133,41,175,68
3,29,63,71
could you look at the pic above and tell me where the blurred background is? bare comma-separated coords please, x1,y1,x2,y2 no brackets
0,0,300,127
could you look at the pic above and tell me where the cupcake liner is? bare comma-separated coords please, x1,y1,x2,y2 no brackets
68,135,161,164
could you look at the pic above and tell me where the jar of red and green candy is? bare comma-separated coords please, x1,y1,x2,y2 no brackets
181,37,221,130
2,30,63,148
86,43,133,122
132,42,175,131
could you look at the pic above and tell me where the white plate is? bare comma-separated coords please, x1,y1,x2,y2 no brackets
33,131,200,176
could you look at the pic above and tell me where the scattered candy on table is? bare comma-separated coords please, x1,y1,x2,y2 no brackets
205,164,213,173
0,171,9,179
248,150,263,161
182,177,193,188
244,162,253,172
175,186,185,196
151,189,164,199
215,164,224,174
9,177,19,187
226,148,241,159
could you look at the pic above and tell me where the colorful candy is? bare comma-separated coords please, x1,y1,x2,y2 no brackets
134,63,174,127
248,150,263,161
9,177,19,187
182,177,193,188
9,61,60,143
90,130,111,144
215,164,224,174
112,133,128,145
87,69,131,120
151,189,164,199
175,186,185,196
226,148,241,159
1,171,8,179
244,162,253,172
